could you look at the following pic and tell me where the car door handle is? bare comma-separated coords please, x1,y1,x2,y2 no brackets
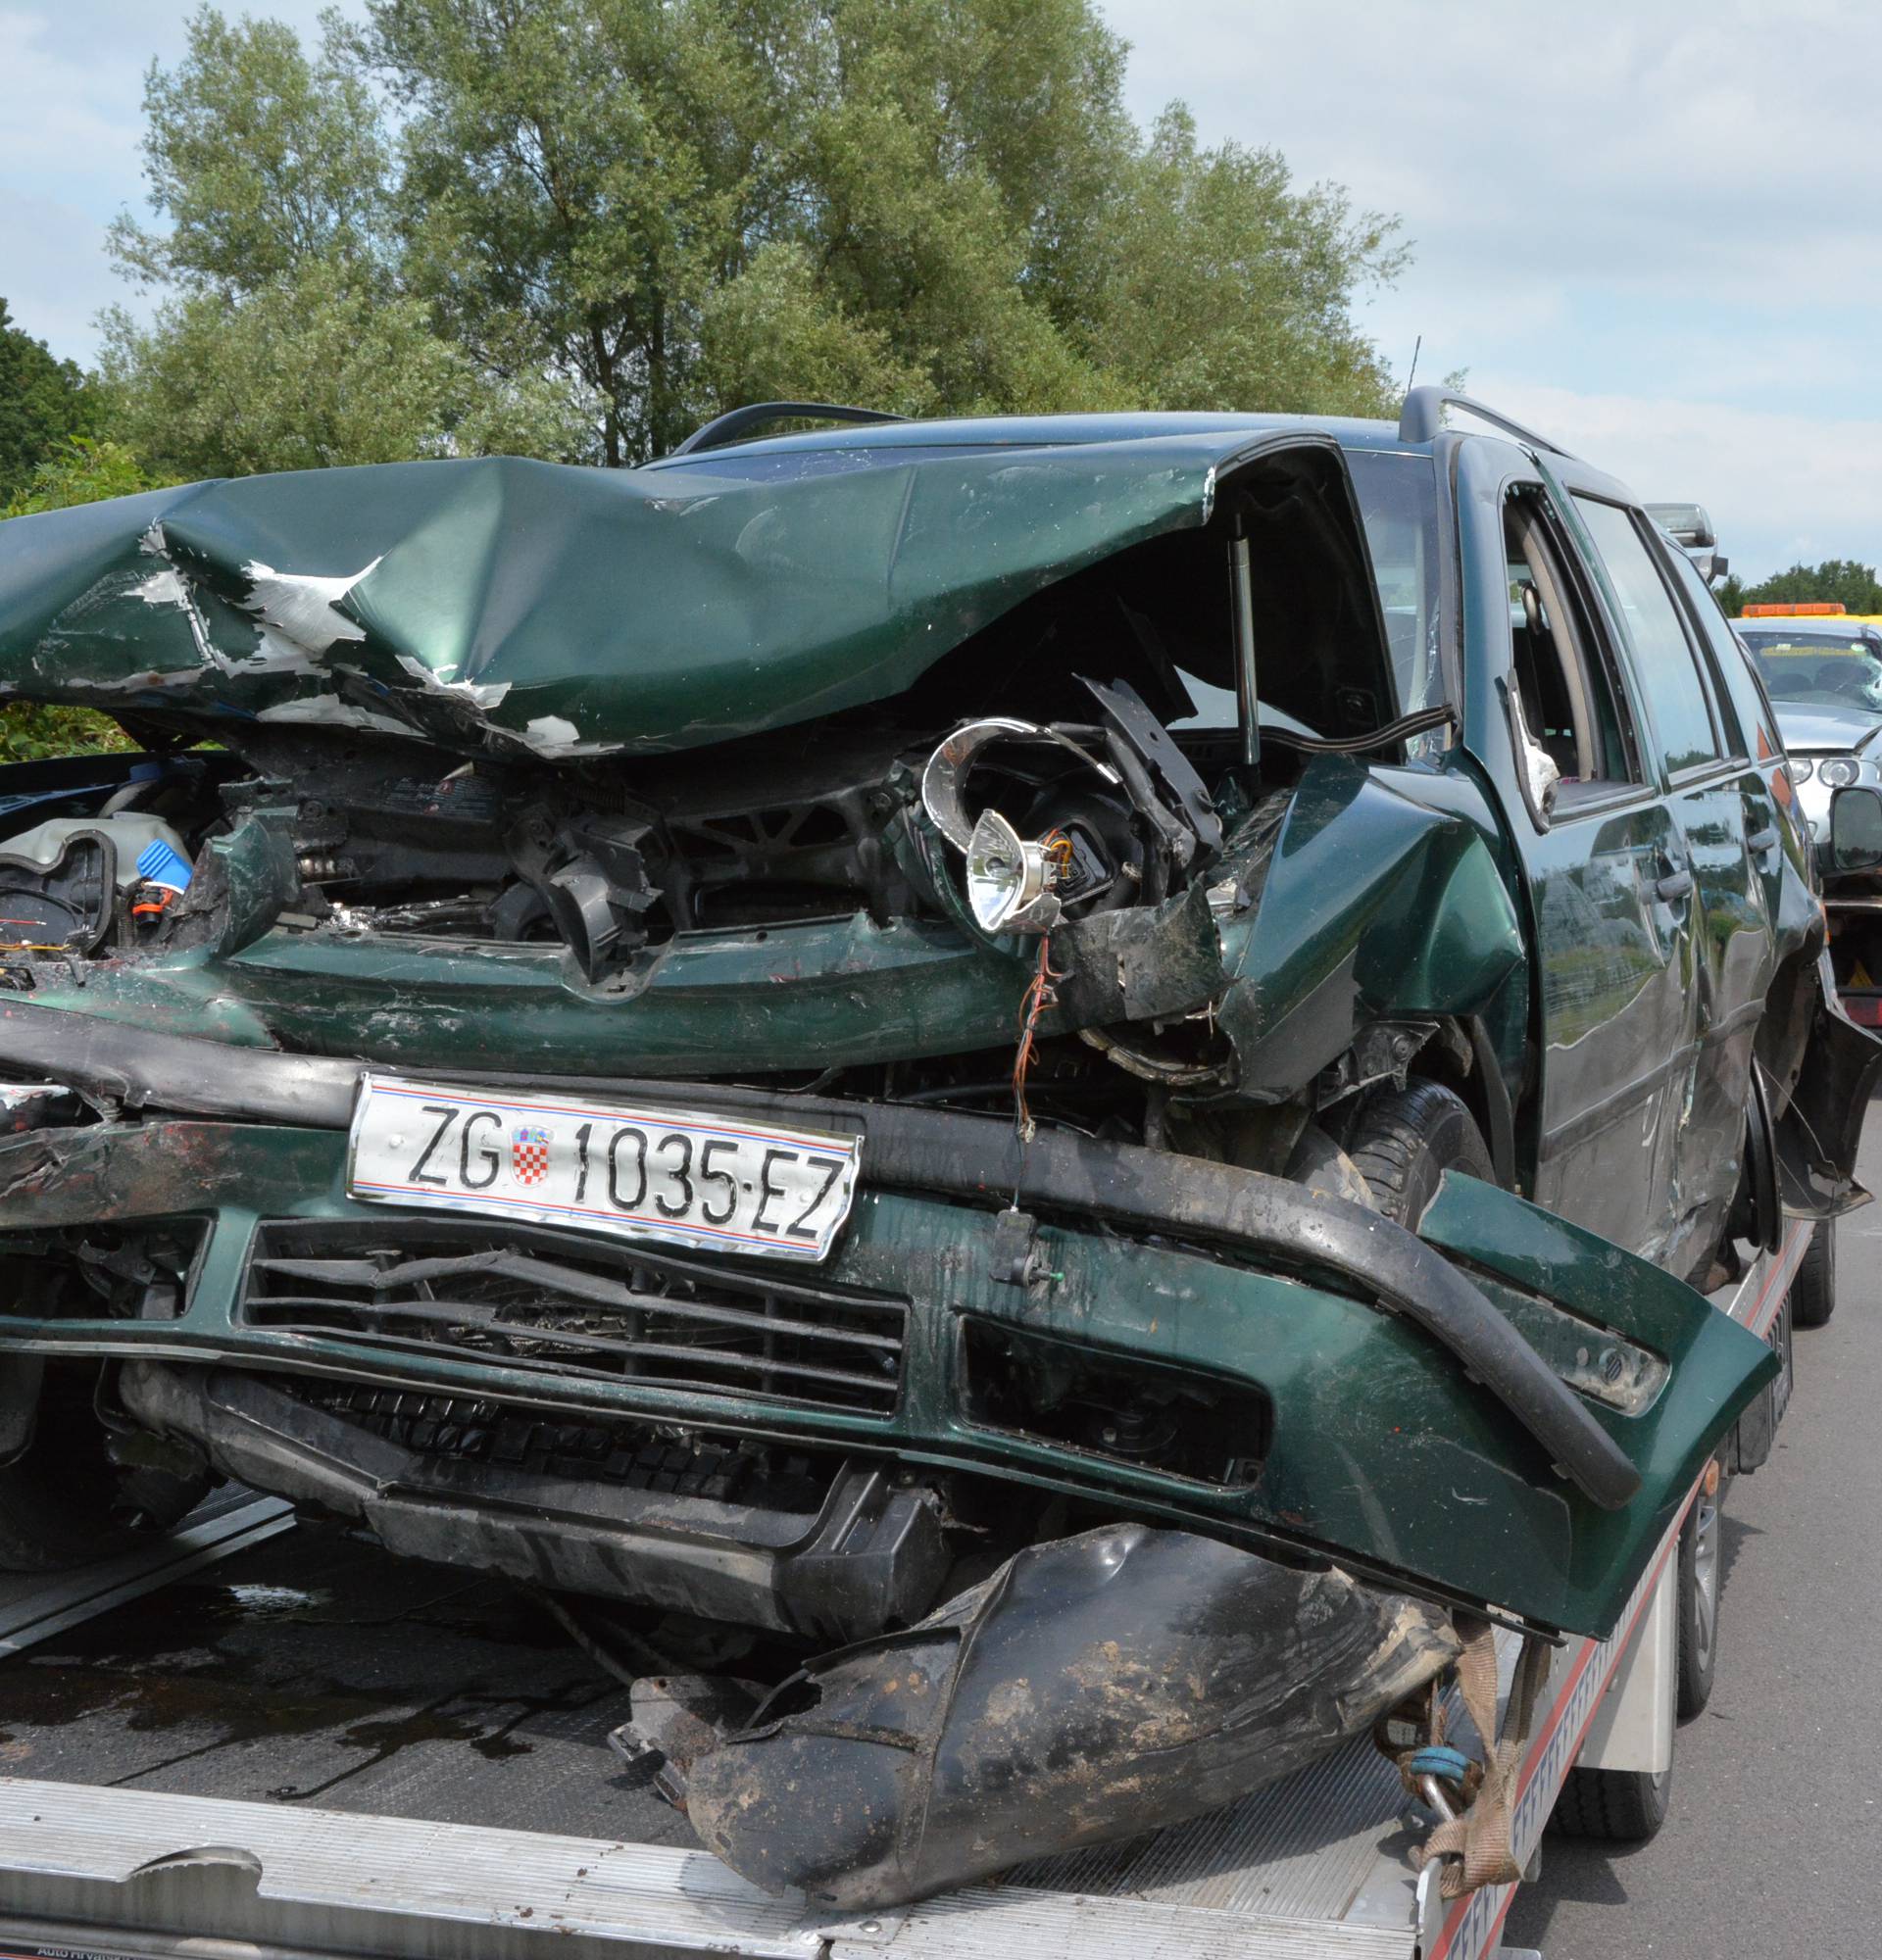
1748,824,1780,858
1655,868,1694,903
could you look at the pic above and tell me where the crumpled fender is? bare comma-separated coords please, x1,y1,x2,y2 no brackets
1216,757,1527,1101
673,1524,1461,1909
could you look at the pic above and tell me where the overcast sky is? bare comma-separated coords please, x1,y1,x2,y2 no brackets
5,0,1879,580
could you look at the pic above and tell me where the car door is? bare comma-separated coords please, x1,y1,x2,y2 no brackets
1454,440,1698,1262
1663,543,1816,965
1559,488,1768,1282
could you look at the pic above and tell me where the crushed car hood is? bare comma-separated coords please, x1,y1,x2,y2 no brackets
0,438,1312,761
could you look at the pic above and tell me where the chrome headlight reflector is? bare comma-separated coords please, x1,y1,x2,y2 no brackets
1820,757,1861,788
966,808,1062,934
1788,757,1815,785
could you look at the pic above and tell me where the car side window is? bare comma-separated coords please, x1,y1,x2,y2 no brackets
1503,486,1641,813
1660,547,1751,760
1571,497,1722,776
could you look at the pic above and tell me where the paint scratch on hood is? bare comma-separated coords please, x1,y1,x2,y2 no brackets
239,558,381,658
393,655,511,711
256,697,416,736
522,712,619,759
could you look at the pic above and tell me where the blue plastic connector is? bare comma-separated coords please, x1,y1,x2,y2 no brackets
135,838,194,893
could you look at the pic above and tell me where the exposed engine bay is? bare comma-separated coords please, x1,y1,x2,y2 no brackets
3,674,1242,978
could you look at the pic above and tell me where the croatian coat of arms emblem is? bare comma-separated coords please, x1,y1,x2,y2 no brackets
511,1123,552,1185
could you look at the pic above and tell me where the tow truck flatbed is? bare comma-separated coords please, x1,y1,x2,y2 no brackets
0,1230,1806,1960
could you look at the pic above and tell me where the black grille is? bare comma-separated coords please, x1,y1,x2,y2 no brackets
240,1218,907,1414
283,1383,829,1509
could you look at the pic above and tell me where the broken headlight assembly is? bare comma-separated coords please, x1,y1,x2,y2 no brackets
919,679,1226,937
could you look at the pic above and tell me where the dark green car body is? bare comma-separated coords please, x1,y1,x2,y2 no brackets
0,398,1864,1653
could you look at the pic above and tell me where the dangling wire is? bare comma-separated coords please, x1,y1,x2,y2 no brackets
1010,833,1072,1147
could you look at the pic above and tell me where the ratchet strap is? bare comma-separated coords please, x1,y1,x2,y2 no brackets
1416,1614,1554,1899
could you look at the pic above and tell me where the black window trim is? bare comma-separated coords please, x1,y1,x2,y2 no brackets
1652,530,1755,768
1566,491,1729,785
1498,473,1652,828
1342,439,1461,728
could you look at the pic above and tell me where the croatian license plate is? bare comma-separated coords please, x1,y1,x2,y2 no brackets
346,1074,863,1263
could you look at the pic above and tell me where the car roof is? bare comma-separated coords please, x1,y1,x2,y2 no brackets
643,410,1431,470
644,405,1651,508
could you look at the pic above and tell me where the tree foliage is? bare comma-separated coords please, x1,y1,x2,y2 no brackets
103,8,598,476
103,259,596,481
0,300,100,502
1718,560,1882,618
99,0,1409,475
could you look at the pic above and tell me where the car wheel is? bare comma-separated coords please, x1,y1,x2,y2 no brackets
1345,1080,1496,1224
1791,1217,1836,1329
1676,1478,1722,1719
1551,1764,1672,1842
0,1358,210,1573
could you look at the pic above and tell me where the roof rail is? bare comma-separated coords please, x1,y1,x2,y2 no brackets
670,401,908,458
1397,385,1577,460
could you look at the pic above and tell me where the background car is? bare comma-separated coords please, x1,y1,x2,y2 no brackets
1733,610,1882,1028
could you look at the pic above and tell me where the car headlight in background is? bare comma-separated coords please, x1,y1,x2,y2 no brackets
1788,758,1815,785
1819,757,1862,788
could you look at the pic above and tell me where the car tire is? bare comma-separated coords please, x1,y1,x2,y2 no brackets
1675,1480,1722,1720
0,1359,209,1573
1791,1218,1836,1328
1551,1764,1672,1842
1345,1080,1496,1224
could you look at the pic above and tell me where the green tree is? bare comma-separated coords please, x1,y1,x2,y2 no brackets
104,6,596,478
103,258,594,481
106,1,1412,478
1724,560,1882,617
108,9,393,297
360,0,1406,462
1072,106,1406,416
0,300,99,501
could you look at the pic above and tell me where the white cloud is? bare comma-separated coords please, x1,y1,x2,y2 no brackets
0,9,147,196
0,0,351,360
1098,0,1882,573
1478,379,1882,579
1103,0,1882,306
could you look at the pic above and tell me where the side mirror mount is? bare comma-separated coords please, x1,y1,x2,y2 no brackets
1829,785,1882,873
1646,502,1716,550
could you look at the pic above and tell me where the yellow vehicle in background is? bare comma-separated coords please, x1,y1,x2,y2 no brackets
1736,602,1882,712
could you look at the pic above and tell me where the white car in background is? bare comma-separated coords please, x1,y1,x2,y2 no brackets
1734,613,1882,1028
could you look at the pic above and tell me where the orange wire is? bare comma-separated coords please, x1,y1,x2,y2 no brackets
1008,831,1073,1140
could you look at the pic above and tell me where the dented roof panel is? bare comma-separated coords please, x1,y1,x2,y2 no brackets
0,438,1276,760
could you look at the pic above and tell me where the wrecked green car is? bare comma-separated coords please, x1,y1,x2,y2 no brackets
0,389,1871,1904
